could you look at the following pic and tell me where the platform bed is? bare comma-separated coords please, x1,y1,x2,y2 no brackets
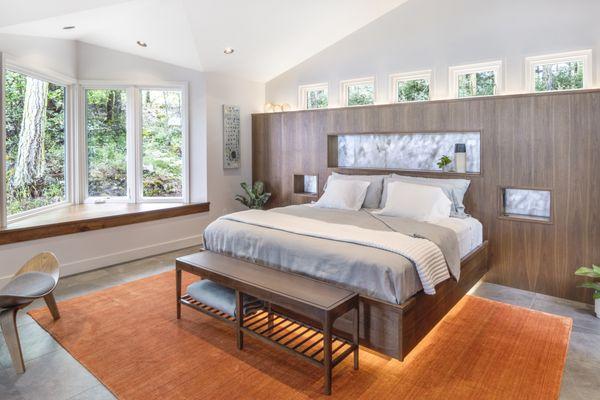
269,240,489,360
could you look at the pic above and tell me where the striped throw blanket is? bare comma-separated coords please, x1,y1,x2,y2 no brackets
220,210,450,295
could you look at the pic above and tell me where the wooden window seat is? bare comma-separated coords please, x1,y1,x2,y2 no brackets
0,202,210,245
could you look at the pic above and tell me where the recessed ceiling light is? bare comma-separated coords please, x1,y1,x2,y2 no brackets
62,25,76,30
223,47,234,55
137,41,148,48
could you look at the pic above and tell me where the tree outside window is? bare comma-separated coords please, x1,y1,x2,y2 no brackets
4,70,66,216
397,79,429,102
306,89,328,109
534,61,583,92
458,71,496,98
347,83,374,106
85,89,128,198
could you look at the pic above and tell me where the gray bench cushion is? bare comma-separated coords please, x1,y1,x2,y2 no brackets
0,272,55,308
187,279,261,317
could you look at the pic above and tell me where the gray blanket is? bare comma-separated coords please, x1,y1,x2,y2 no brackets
203,205,460,304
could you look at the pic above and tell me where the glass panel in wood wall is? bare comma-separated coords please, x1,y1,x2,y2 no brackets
331,132,480,173
502,188,551,221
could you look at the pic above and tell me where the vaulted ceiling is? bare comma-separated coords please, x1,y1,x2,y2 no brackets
0,0,408,82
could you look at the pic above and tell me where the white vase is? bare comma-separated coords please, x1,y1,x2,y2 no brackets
596,298,600,318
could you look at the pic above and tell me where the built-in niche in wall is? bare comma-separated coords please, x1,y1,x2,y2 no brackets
327,132,481,173
500,187,552,223
293,174,318,196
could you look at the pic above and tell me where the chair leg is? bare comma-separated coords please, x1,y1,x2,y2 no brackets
44,292,61,320
0,309,25,374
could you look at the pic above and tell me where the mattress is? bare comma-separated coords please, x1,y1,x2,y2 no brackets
432,216,483,258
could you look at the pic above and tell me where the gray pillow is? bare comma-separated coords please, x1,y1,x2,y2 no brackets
381,175,470,217
327,172,387,209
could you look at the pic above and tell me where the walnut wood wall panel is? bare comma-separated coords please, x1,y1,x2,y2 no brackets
252,89,600,304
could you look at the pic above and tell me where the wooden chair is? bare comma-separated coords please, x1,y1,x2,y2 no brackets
0,252,61,373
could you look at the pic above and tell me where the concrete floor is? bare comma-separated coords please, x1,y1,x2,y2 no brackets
0,247,598,399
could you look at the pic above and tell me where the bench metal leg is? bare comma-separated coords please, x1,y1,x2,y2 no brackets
0,309,25,374
235,290,244,350
44,292,60,320
323,316,332,395
176,268,182,319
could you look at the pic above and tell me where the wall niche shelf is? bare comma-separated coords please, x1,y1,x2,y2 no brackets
327,131,481,175
293,174,318,204
498,187,552,224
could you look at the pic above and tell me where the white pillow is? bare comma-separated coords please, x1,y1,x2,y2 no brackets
378,181,452,221
314,179,370,211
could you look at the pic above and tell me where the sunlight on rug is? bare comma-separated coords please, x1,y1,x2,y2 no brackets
29,271,572,399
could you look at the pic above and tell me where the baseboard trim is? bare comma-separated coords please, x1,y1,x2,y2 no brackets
0,234,203,287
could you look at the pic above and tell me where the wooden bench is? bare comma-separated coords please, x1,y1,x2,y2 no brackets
176,251,359,395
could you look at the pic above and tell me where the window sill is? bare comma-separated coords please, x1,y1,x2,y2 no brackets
1,202,210,245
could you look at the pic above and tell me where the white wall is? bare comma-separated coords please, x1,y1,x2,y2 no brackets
205,72,265,216
266,0,600,106
0,35,264,284
0,33,77,78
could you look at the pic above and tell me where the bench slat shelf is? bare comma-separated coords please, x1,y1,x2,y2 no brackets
180,295,355,368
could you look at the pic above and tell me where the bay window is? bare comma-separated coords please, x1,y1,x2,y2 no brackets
0,58,189,228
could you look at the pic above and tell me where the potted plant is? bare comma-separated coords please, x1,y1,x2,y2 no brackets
235,181,271,210
575,265,600,318
437,155,452,172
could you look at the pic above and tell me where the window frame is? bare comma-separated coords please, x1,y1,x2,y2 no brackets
80,81,189,205
389,70,432,103
524,49,592,93
298,82,328,110
340,77,376,107
2,58,76,224
80,83,135,204
448,61,503,99
137,83,189,204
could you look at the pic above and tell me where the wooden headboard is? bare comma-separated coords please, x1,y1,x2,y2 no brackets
251,89,600,304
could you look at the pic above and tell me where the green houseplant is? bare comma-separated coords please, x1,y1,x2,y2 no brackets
235,181,271,210
575,264,600,318
437,155,452,172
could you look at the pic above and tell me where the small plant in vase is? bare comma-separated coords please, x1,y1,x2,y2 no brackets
437,155,452,172
575,265,600,318
235,181,271,210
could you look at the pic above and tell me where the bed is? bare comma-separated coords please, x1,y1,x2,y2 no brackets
203,204,489,360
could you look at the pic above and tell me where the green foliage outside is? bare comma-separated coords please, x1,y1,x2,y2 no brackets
347,83,374,106
86,89,127,197
458,71,495,98
5,70,65,216
397,79,429,102
535,61,583,92
307,89,328,109
141,89,183,197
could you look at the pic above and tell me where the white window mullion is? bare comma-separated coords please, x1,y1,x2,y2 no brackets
75,84,86,204
0,52,6,228
181,83,190,203
126,87,138,204
66,83,77,204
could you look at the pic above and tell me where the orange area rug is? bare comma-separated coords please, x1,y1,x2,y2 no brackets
29,272,572,399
